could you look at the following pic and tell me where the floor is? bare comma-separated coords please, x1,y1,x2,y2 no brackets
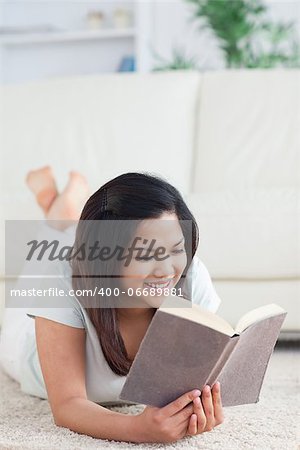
0,344,299,450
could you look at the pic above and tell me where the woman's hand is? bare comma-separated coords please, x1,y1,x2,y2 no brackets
135,389,202,443
186,381,224,436
135,383,224,444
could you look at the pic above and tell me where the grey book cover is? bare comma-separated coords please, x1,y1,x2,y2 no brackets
119,300,287,408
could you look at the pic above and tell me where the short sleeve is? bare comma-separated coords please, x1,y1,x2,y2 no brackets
182,255,222,313
25,261,85,329
27,304,85,329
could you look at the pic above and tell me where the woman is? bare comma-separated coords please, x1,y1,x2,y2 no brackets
0,167,224,443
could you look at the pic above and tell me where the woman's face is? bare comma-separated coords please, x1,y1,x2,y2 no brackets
120,211,187,308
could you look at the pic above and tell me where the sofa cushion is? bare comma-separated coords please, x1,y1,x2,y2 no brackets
187,188,299,279
193,70,300,193
0,71,200,196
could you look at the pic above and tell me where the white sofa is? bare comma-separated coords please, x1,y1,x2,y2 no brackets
0,70,299,336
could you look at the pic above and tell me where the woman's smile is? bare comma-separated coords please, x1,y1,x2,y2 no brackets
143,278,174,291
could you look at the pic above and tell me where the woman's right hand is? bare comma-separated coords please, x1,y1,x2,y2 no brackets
135,383,224,443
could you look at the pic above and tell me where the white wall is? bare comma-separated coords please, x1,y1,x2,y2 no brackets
0,1,136,83
0,1,134,30
2,39,135,83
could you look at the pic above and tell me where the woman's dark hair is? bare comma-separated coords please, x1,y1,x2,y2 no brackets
71,172,199,376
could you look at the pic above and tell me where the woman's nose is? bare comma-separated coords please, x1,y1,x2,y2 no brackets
151,257,175,278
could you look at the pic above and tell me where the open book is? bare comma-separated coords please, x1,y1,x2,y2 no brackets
119,296,287,408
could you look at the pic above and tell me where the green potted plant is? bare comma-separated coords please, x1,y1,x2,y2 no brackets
186,0,300,68
153,47,198,71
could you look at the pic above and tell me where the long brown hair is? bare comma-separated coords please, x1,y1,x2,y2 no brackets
71,172,199,376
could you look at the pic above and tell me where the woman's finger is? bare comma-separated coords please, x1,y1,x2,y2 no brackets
201,385,215,431
212,381,224,426
161,389,200,418
186,413,198,436
173,403,194,429
192,395,206,434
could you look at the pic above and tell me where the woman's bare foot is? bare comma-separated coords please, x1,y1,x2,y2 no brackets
46,171,90,228
26,166,58,213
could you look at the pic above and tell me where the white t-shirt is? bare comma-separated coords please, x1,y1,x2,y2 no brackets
22,256,221,404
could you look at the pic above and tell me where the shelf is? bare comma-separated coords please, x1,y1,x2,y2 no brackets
0,28,136,46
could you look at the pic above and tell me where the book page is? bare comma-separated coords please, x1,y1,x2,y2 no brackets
217,312,287,407
159,295,235,336
235,303,286,334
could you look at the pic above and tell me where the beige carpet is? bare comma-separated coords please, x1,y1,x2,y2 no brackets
0,346,299,450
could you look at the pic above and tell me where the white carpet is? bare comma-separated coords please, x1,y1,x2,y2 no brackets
0,346,299,450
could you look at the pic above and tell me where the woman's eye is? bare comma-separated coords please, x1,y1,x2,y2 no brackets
135,249,185,261
172,249,185,254
135,255,154,261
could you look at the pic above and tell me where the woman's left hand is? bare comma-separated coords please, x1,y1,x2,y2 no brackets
186,381,224,436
